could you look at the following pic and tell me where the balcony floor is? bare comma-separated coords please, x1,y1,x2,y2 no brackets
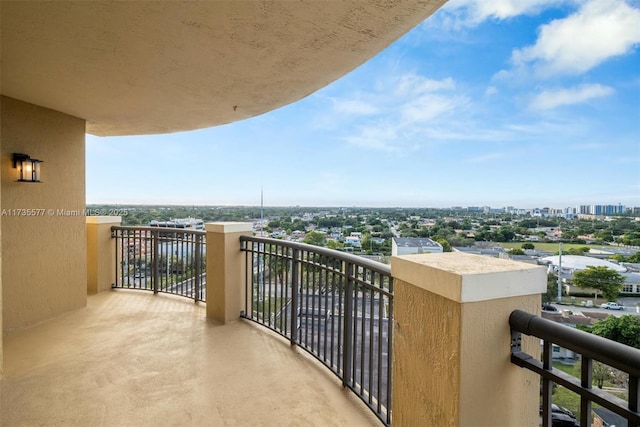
1,291,379,426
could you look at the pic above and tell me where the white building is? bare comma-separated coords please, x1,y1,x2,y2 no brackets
345,235,361,247
392,237,443,256
540,255,640,295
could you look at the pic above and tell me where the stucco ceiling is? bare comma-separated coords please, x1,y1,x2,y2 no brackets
1,1,446,136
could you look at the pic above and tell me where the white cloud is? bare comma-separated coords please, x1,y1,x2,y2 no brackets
341,123,400,151
511,0,640,77
401,94,466,124
484,86,498,97
389,75,467,139
440,0,571,27
327,73,465,151
394,75,455,96
529,84,614,110
331,99,379,115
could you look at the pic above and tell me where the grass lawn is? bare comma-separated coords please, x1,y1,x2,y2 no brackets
253,296,287,316
557,295,607,307
551,362,628,419
553,385,580,416
498,242,612,252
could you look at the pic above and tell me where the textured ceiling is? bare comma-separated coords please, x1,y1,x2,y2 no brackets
1,1,446,136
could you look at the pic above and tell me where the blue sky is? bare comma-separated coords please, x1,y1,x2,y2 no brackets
87,0,640,209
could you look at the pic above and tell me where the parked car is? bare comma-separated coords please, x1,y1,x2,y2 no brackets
542,404,576,418
551,412,579,427
540,405,579,427
600,302,624,310
551,404,575,418
542,304,559,312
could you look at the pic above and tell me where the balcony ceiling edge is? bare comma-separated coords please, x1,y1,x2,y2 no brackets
1,1,446,136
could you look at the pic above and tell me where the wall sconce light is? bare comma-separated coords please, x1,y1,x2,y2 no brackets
12,153,43,182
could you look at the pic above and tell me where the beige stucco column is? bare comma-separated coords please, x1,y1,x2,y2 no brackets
391,252,545,427
205,222,253,324
86,216,121,294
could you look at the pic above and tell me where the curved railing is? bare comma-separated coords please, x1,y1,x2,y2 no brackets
240,236,393,426
510,310,640,427
111,226,206,302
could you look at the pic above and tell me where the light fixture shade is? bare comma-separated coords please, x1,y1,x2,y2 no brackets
33,160,42,182
12,153,43,182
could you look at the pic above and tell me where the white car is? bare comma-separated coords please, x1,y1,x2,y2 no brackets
600,302,624,310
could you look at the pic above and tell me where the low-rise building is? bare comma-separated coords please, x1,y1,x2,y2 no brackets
392,237,443,256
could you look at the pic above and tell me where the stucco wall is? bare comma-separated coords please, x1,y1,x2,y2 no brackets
391,253,545,426
0,96,3,374
86,216,121,294
459,295,541,426
393,280,541,426
392,283,461,426
1,96,86,333
205,222,252,323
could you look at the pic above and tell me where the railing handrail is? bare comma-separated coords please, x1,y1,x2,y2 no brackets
239,235,391,276
111,225,206,303
112,225,206,236
240,235,393,425
511,309,640,427
510,309,640,377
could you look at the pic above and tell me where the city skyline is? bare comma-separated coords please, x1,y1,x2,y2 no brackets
86,201,638,213
87,0,640,208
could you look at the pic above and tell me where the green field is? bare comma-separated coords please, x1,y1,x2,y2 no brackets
551,362,627,418
497,242,613,252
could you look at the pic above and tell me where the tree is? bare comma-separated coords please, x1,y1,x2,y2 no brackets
326,240,344,251
302,231,326,247
290,219,306,231
572,266,625,301
592,361,612,389
595,230,613,242
609,253,626,262
628,251,640,263
361,234,373,254
268,219,281,229
542,273,558,304
494,226,515,242
591,315,640,349
508,248,525,255
563,246,590,255
437,238,452,252
447,235,474,247
521,242,535,250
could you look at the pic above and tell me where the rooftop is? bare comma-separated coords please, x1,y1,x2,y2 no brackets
540,255,627,272
393,237,441,248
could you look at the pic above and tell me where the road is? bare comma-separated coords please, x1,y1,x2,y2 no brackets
546,302,639,317
120,273,206,300
261,292,392,409
166,273,206,299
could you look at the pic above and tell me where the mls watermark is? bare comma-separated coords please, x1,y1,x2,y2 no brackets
1,208,129,217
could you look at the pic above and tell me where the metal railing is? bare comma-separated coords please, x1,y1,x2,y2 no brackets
510,310,640,427
112,226,206,302
240,236,393,426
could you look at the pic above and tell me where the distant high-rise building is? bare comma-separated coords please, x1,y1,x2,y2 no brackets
575,204,626,216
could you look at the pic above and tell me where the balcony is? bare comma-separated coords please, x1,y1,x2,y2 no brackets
2,218,638,427
4,3,635,424
1,291,379,426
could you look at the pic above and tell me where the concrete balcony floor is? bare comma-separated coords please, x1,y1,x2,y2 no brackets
1,291,379,426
